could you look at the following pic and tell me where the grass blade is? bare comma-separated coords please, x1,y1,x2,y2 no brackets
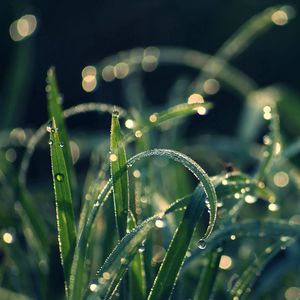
127,211,147,300
49,118,76,295
110,110,129,239
47,67,76,198
230,240,289,299
147,187,207,300
86,216,159,300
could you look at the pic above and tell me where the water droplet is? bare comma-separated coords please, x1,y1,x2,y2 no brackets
138,245,145,253
59,143,64,148
120,257,127,265
155,218,166,228
55,173,64,182
197,239,206,249
48,140,53,145
46,121,53,133
112,109,119,117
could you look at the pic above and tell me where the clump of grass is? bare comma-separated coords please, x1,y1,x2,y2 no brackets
1,5,300,300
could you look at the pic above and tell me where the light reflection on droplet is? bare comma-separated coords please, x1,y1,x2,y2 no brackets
284,286,300,300
188,93,204,104
134,130,143,138
102,65,115,82
9,15,37,42
273,171,289,188
272,10,289,26
203,79,220,95
3,232,14,244
149,113,158,123
197,107,207,115
230,235,236,240
125,119,135,129
82,74,97,92
155,218,166,228
133,170,141,178
141,55,158,72
245,195,257,204
219,255,232,270
268,203,279,212
89,283,98,292
109,154,118,162
114,62,129,79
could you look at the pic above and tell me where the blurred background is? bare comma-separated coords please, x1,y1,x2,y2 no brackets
1,0,300,130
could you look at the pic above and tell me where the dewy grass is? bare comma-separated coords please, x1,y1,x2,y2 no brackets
1,5,300,300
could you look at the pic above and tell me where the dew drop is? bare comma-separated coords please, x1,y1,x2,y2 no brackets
138,245,145,253
197,239,206,249
48,140,53,145
120,257,128,265
46,121,53,133
60,143,64,148
155,218,166,228
112,109,119,117
55,173,64,182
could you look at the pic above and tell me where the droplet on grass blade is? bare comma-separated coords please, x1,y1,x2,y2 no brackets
197,239,206,249
55,173,64,182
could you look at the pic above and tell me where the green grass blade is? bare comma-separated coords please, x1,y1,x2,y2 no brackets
110,110,129,239
256,103,280,180
70,149,217,300
47,67,76,198
126,102,212,143
147,187,207,300
230,240,288,299
193,250,222,300
0,288,33,300
127,211,147,300
49,118,76,295
86,216,159,300
184,220,300,270
192,5,286,93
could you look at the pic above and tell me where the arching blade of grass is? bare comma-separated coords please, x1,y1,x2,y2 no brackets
126,102,212,143
230,240,291,299
110,110,129,239
192,5,288,93
47,67,77,199
127,211,147,300
70,149,217,300
183,220,300,270
49,118,76,296
86,215,159,300
147,187,207,300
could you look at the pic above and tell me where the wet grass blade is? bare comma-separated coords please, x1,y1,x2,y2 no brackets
230,240,288,299
110,110,129,239
86,216,159,300
47,67,76,198
147,187,207,300
127,211,147,300
184,220,300,270
49,118,76,295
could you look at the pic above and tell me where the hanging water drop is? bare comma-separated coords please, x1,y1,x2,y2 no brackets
138,245,145,253
60,142,64,148
197,239,206,249
48,140,53,145
55,173,64,182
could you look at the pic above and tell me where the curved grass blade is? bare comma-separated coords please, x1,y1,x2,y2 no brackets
230,240,291,299
86,216,159,300
110,110,129,239
192,5,288,93
70,149,217,300
47,67,76,198
147,187,206,300
49,118,76,295
183,220,300,270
